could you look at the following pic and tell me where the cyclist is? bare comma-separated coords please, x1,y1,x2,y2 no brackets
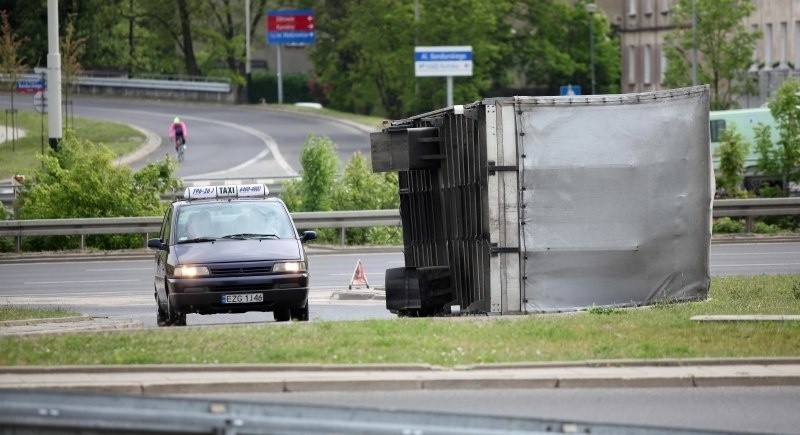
168,117,188,159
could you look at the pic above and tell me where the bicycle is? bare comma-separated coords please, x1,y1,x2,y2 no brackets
175,136,186,162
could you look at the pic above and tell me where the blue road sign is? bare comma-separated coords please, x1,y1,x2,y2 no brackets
414,46,473,77
267,10,315,45
16,79,44,93
560,84,581,96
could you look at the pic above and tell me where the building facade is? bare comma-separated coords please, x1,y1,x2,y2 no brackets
604,0,800,107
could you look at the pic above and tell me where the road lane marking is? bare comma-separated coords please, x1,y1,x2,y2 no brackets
24,279,141,285
712,263,800,267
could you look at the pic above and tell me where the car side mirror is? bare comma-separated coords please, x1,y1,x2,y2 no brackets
147,238,167,251
301,231,317,243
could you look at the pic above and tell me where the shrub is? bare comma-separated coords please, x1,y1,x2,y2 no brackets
248,71,314,104
713,217,745,233
11,131,180,251
280,135,400,245
753,221,782,234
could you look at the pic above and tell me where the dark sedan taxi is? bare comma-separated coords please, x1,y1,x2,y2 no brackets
147,184,316,326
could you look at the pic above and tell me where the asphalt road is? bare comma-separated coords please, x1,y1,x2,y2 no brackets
0,95,373,179
0,242,798,326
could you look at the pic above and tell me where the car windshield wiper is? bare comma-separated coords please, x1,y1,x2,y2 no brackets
221,233,280,240
177,237,217,244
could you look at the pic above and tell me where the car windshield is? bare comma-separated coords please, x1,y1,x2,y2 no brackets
176,201,295,243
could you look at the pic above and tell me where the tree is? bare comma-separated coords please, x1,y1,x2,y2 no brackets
663,0,759,110
308,0,515,117
0,9,28,148
508,0,620,95
61,14,86,129
716,125,747,198
753,78,800,195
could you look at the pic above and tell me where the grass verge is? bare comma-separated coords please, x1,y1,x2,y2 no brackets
1,275,799,366
0,110,145,179
0,304,81,322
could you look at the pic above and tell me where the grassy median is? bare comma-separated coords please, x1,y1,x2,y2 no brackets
1,274,799,366
0,110,144,179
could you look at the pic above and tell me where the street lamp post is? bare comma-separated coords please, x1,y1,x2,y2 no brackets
245,0,251,104
585,3,597,95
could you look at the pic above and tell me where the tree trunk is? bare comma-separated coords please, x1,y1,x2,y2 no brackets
177,0,201,76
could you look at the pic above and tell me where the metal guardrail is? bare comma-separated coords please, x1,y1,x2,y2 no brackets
0,199,798,251
713,197,800,232
0,210,402,251
7,73,232,93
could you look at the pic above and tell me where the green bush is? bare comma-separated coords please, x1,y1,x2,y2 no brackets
713,217,745,233
280,135,400,245
248,71,314,104
753,221,783,234
5,131,180,252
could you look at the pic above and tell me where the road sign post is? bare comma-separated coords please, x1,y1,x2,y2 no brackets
414,46,473,107
33,91,48,114
267,9,315,104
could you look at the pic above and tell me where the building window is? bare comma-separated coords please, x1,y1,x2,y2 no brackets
659,0,670,15
628,45,637,85
764,23,773,69
628,0,637,17
750,24,759,71
644,0,653,16
644,45,652,85
779,22,787,68
795,21,800,69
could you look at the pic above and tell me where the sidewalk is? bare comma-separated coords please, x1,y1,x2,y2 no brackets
0,126,27,144
1,359,799,394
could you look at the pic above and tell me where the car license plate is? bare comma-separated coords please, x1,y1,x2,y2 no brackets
221,293,263,304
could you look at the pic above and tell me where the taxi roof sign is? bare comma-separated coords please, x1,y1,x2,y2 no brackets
183,184,269,200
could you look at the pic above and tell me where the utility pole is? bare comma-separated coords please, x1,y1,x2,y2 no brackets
47,0,62,151
245,0,252,104
585,3,597,94
692,0,698,86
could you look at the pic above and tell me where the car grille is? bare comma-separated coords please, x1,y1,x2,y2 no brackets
210,265,272,276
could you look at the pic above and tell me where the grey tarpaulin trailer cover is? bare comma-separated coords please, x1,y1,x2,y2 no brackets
371,85,713,316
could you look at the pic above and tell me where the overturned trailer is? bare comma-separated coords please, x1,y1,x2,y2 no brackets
371,86,713,316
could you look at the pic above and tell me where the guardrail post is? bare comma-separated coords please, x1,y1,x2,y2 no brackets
144,233,149,248
15,235,20,253
745,216,754,233
80,234,85,250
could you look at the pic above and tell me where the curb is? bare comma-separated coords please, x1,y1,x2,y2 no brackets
0,315,90,327
1,359,799,394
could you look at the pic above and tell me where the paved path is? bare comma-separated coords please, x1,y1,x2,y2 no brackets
0,126,26,144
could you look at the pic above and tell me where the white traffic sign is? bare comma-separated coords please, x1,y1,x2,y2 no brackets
33,91,47,114
415,46,473,77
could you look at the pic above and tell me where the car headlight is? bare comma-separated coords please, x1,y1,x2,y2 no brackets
272,261,306,273
174,265,210,277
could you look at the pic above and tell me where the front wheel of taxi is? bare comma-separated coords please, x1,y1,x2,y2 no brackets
159,285,186,327
167,299,187,326
156,292,169,327
273,309,291,322
290,303,309,321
